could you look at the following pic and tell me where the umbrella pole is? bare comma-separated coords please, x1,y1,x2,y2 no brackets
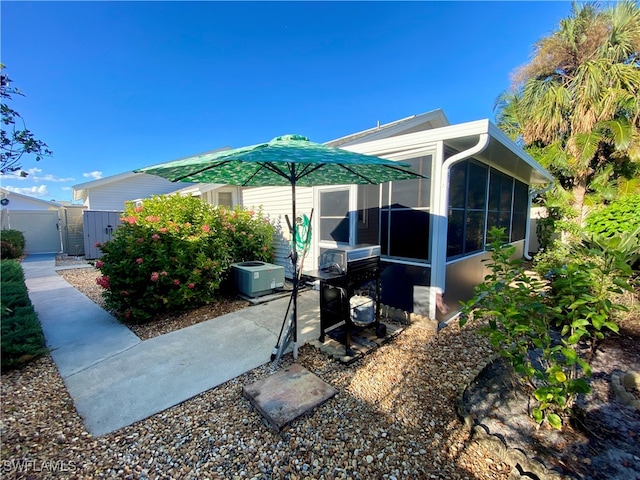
290,179,298,360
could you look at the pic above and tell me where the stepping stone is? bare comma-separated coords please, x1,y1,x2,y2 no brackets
243,364,338,432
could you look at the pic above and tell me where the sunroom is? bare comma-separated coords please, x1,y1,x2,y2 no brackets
336,119,554,323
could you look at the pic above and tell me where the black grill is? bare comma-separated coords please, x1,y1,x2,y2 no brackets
314,245,385,356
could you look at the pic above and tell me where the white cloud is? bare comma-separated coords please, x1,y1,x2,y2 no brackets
4,168,75,183
3,184,50,197
83,171,103,180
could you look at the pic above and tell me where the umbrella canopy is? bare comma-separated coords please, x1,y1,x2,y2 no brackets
136,134,426,361
136,134,422,187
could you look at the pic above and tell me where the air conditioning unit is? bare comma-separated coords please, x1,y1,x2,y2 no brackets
231,261,285,298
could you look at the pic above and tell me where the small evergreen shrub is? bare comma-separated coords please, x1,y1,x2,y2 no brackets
1,260,47,371
0,230,25,259
96,195,275,324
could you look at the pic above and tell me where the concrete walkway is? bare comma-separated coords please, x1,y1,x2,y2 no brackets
22,254,320,436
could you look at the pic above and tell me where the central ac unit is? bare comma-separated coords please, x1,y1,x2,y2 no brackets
231,261,285,298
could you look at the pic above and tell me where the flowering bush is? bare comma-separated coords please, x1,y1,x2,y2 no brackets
96,194,275,323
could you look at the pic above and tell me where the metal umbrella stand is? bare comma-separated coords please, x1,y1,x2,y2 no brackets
137,134,427,361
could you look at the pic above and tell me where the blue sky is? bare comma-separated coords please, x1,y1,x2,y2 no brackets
1,1,571,203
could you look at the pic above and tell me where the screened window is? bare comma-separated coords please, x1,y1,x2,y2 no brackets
319,189,350,243
447,161,488,258
487,170,513,235
447,160,531,259
356,155,432,261
511,180,529,241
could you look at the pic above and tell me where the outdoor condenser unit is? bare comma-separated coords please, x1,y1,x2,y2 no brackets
231,261,285,298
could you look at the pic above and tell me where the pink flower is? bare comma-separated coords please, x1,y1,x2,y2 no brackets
145,215,160,223
137,237,144,243
188,283,195,289
124,309,132,319
96,275,110,289
123,216,138,225
249,210,255,217
134,206,144,213
173,279,180,286
136,258,143,264
202,225,211,233
150,272,159,282
120,290,129,296
151,234,160,240
160,271,168,276
95,260,104,268
159,227,168,233
94,242,102,248
262,246,268,252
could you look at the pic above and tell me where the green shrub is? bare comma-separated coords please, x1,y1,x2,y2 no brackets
464,227,636,429
0,230,25,259
96,195,275,324
585,194,640,237
1,260,47,372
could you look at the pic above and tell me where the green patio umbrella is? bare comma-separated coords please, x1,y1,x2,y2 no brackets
136,134,426,359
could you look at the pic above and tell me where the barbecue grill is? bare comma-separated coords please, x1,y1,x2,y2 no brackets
311,245,385,356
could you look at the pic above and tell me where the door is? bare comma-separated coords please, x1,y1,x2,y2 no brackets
316,186,356,255
83,211,123,259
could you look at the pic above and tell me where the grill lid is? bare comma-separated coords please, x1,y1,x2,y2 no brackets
319,244,380,274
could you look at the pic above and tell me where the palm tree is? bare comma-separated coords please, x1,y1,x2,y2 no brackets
495,1,640,226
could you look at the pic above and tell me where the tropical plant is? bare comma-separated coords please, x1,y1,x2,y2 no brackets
96,195,275,323
461,226,634,429
1,64,52,175
495,1,640,227
584,193,640,237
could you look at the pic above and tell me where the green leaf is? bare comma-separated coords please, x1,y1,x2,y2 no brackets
603,321,620,333
547,413,563,429
532,407,543,424
569,378,591,394
554,371,568,383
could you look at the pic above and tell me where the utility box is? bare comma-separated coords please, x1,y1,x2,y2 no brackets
231,261,285,298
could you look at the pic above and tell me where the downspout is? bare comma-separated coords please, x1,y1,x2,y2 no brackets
431,133,490,318
523,181,554,260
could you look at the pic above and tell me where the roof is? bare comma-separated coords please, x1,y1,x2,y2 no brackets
325,109,450,147
340,119,554,185
0,187,64,208
72,146,231,201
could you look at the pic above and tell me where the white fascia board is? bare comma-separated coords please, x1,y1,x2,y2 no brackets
342,119,553,185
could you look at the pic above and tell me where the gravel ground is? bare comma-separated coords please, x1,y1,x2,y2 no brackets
1,256,515,479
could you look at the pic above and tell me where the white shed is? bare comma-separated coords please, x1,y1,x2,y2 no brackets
0,188,64,254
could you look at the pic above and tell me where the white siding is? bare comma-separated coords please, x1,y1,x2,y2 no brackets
86,174,186,211
242,185,315,278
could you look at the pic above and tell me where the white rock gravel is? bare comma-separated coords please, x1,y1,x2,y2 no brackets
1,258,513,479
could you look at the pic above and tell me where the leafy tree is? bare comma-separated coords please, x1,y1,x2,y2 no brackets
496,1,640,227
1,64,52,175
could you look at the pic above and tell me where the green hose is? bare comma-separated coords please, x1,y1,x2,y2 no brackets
294,214,312,254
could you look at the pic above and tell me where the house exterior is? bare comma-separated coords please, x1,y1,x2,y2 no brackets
72,109,552,321
242,111,553,323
